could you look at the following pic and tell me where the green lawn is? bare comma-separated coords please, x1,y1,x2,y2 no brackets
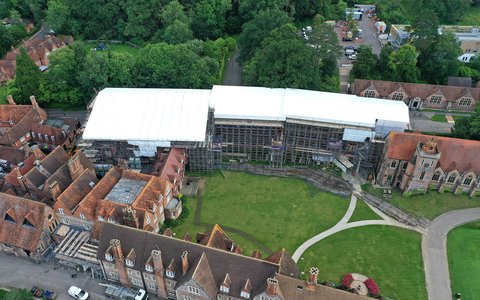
298,226,426,300
83,42,140,57
431,114,447,122
363,184,480,220
448,222,480,299
348,199,383,223
174,171,350,255
0,85,9,104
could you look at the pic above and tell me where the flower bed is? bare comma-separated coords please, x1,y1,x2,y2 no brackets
342,273,354,287
365,278,380,296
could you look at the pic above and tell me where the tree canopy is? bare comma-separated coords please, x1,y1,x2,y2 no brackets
388,44,420,83
351,46,378,81
451,104,480,141
11,48,42,103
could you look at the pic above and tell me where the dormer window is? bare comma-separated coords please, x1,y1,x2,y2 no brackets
459,97,473,106
447,174,457,183
464,175,473,186
392,92,404,101
108,217,115,223
58,208,64,215
80,213,86,219
364,90,376,98
430,95,442,104
98,215,104,221
105,253,113,261
126,259,134,267
241,291,250,299
187,287,199,294
220,286,229,293
4,213,15,223
23,219,35,228
145,264,153,272
166,270,175,278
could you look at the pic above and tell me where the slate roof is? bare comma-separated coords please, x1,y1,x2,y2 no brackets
386,132,480,173
56,169,98,211
353,79,480,101
98,222,298,298
0,193,49,252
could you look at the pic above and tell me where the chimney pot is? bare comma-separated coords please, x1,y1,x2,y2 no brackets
307,267,319,290
266,278,278,295
6,95,16,105
110,239,123,259
181,251,189,275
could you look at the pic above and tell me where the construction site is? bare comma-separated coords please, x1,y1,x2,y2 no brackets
81,85,410,176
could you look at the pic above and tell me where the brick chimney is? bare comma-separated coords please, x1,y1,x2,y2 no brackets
110,239,124,260
266,278,279,296
234,245,242,254
48,181,62,201
181,251,189,275
151,250,169,299
251,250,262,259
29,95,47,121
306,267,319,291
14,166,27,192
6,95,16,105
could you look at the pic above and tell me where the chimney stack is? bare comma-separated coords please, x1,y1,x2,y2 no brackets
14,166,27,192
30,95,39,110
266,278,279,296
6,95,16,105
181,251,189,275
307,267,319,290
151,250,164,273
48,181,62,201
110,239,124,260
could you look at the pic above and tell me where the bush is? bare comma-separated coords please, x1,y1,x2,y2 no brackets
341,273,354,288
159,197,190,233
365,278,380,296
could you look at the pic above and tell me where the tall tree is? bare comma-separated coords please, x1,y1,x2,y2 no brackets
0,25,14,57
237,8,292,64
309,15,342,63
244,23,322,90
376,45,394,80
239,0,294,23
418,32,462,84
351,46,378,80
388,44,420,83
160,0,189,27
162,20,193,44
411,9,439,54
11,48,42,103
45,0,70,33
191,0,231,40
452,104,480,140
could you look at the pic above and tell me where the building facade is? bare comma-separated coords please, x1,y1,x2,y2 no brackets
377,132,480,196
353,79,480,111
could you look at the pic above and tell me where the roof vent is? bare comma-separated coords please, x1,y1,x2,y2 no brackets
89,181,95,188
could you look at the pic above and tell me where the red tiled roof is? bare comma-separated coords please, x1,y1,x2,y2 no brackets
386,132,480,173
353,79,480,101
0,193,50,252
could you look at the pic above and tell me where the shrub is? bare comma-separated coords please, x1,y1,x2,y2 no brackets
365,278,380,296
341,273,354,288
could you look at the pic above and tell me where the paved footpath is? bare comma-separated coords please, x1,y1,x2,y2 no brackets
423,208,480,300
0,254,109,300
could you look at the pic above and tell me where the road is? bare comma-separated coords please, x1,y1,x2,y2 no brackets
423,208,480,300
0,254,109,300
409,111,454,133
222,50,242,86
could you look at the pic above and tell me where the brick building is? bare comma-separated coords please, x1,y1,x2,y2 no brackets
0,193,59,262
0,96,80,152
58,167,178,232
98,222,370,300
377,132,480,196
352,79,480,111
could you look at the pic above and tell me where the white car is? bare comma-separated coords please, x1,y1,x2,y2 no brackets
68,286,89,300
348,54,357,60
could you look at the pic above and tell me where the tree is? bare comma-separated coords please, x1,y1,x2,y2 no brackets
45,0,70,33
237,8,292,64
309,15,342,63
160,0,189,27
376,45,394,80
0,25,14,57
191,0,231,40
239,0,294,23
418,32,462,84
135,42,218,88
452,104,480,140
11,48,42,103
162,20,193,44
293,0,324,20
411,9,439,54
388,44,420,83
244,23,322,90
122,0,162,41
351,46,378,80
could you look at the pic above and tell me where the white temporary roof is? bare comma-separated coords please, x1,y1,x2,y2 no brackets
212,86,409,128
82,88,211,142
84,86,409,142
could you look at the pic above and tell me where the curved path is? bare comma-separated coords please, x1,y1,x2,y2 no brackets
423,208,480,300
292,193,424,262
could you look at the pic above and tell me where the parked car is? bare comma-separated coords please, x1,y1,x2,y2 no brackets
348,54,357,60
30,286,56,300
68,286,89,300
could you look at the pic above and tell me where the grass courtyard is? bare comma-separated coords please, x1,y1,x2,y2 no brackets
430,114,447,122
83,42,140,57
363,184,480,220
173,171,351,255
298,226,426,300
448,222,480,299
